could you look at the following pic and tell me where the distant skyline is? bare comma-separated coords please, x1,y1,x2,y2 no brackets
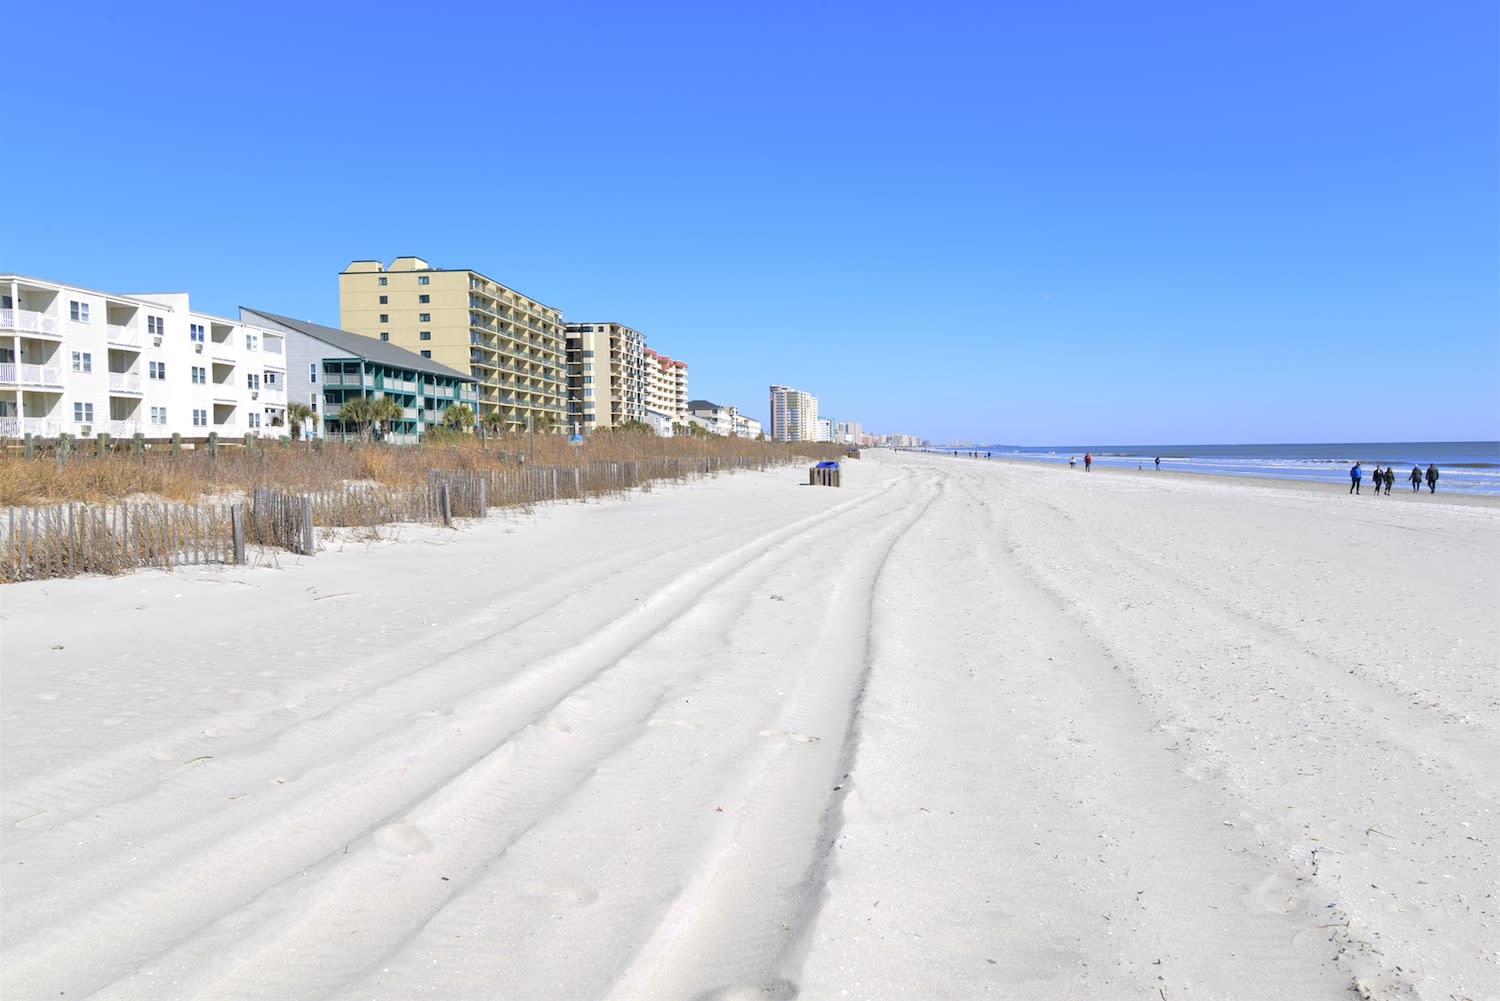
5,0,1496,444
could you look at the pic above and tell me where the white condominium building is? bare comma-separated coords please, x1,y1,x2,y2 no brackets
768,384,817,442
1,275,286,440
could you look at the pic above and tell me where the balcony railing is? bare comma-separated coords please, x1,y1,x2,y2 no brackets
0,308,61,336
0,416,64,437
106,323,143,347
108,374,143,394
0,363,64,387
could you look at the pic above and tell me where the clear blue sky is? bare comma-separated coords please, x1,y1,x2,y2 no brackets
6,0,1496,444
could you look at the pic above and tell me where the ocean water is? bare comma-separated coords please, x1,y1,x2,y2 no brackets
948,441,1500,496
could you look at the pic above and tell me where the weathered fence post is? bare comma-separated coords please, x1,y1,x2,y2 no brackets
301,496,314,556
231,503,246,564
56,433,71,467
478,477,487,517
23,434,34,459
133,433,145,459
96,432,110,455
440,483,452,526
207,432,218,459
171,432,182,456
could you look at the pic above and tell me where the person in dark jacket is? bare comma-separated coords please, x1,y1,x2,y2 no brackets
1426,464,1439,493
1383,466,1394,495
1410,465,1423,492
1370,466,1382,497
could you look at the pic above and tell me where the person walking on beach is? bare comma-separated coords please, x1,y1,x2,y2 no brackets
1383,466,1394,495
1370,466,1382,497
1426,463,1439,493
1084,452,1093,472
1350,462,1362,494
1069,456,1077,469
1410,465,1423,492
1155,456,1161,470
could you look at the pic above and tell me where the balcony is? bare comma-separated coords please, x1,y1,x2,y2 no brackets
0,363,64,388
0,308,61,337
107,322,143,348
108,420,142,438
108,374,143,395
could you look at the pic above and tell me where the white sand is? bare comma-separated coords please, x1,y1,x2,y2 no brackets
2,452,1496,1001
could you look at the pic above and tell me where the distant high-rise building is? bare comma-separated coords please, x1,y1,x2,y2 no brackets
769,384,817,442
339,257,565,434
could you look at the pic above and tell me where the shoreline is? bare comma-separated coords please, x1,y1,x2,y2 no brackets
950,452,1500,508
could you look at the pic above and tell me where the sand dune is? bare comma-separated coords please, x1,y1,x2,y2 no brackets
3,452,1496,1000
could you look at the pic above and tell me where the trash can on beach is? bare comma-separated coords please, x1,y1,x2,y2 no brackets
809,460,841,487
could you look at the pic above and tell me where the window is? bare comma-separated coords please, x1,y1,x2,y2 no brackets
149,361,166,380
74,401,94,422
70,300,90,322
380,333,389,341
379,314,389,323
189,323,205,343
245,333,259,351
309,363,317,384
147,315,165,336
150,406,167,425
419,313,430,322
420,350,432,358
419,294,430,304
192,409,208,427
248,413,262,429
379,295,388,304
378,276,388,286
72,351,93,372
418,276,429,285
264,371,279,387
583,375,593,384
583,388,594,398
247,373,261,391
419,331,431,341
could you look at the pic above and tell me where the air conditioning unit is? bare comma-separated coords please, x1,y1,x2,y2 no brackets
194,343,203,353
152,335,162,346
80,424,92,436
251,390,260,400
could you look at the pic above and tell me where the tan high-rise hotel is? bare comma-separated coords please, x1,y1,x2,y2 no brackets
339,257,565,433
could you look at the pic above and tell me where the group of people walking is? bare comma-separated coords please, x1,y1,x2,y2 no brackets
1350,462,1438,495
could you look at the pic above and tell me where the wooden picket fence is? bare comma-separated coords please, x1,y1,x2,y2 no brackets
0,453,790,583
1,501,240,582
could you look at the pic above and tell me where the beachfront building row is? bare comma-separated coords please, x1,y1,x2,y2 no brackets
339,257,694,436
1,274,287,440
769,384,818,443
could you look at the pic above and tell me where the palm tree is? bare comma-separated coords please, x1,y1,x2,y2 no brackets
286,402,316,441
369,395,403,441
337,396,400,441
482,409,506,435
443,403,475,432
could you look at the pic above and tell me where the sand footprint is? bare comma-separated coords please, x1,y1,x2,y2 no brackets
693,978,799,1000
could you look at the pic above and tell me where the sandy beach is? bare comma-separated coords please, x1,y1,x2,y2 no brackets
3,450,1497,1001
